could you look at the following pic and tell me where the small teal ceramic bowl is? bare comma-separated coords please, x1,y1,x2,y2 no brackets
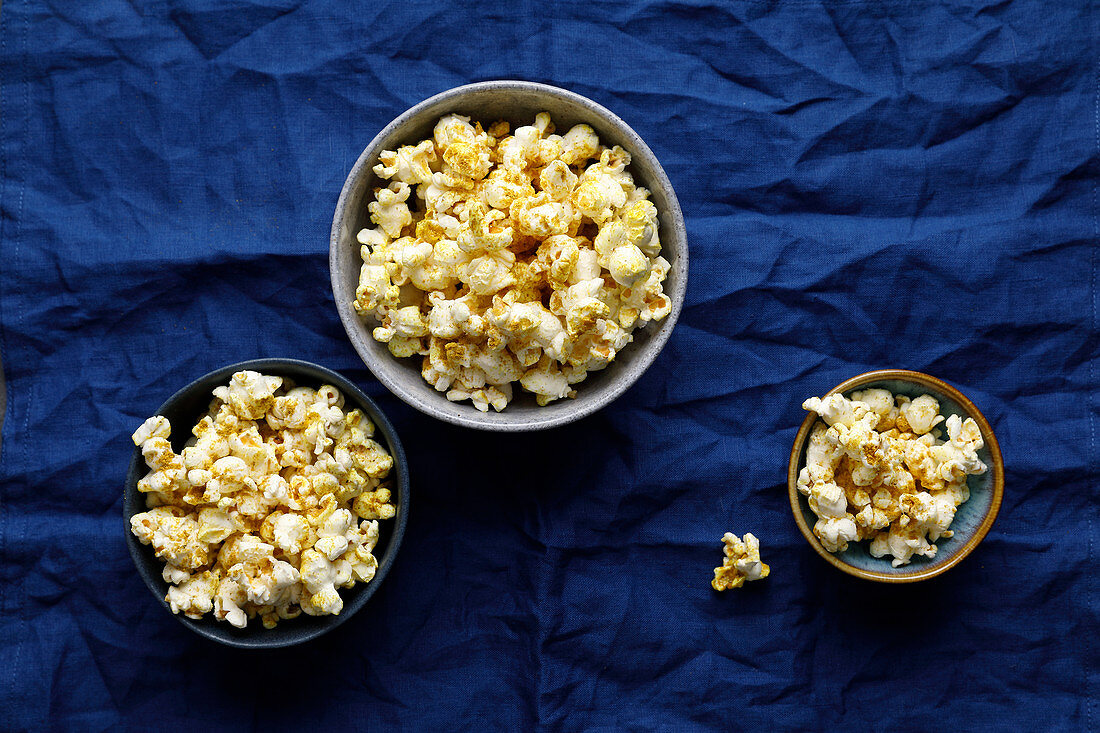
788,369,1004,583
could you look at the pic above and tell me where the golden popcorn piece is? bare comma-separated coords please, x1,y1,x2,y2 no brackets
353,112,673,412
712,532,770,591
373,139,437,185
127,373,396,629
353,488,396,521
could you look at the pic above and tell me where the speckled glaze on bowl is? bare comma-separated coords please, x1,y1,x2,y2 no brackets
788,369,1004,583
330,80,688,431
123,359,409,648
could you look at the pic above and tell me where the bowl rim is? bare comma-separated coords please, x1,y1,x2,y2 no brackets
123,357,410,648
787,369,1004,583
329,79,688,431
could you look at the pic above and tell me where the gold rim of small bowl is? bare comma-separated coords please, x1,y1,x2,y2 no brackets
787,369,1005,583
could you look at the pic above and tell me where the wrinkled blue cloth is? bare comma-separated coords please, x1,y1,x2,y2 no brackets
0,1,1096,730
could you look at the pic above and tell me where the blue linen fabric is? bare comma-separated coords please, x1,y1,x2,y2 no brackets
0,0,1096,729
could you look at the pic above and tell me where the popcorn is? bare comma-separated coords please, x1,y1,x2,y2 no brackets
373,139,437,185
353,488,396,520
897,394,945,435
353,112,672,411
132,416,171,445
214,577,248,628
272,513,311,554
128,371,396,628
130,507,212,570
212,371,283,420
711,532,770,591
165,570,220,619
799,389,987,566
299,550,344,616
368,182,413,238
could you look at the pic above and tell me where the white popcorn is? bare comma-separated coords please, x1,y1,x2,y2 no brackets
519,357,572,407
511,193,574,238
712,532,770,591
131,507,210,570
368,182,414,238
573,164,627,223
463,249,516,295
162,564,191,585
353,112,672,412
132,416,171,446
214,578,248,629
457,201,512,253
539,160,578,200
849,388,898,428
205,456,253,501
299,549,343,616
315,535,349,561
500,123,542,170
802,393,870,428
165,570,219,619
606,243,649,287
196,507,234,544
797,424,844,495
127,374,396,629
433,113,477,149
212,370,284,420
260,474,292,506
814,515,860,553
898,394,945,435
560,124,600,165
932,414,987,483
273,513,310,554
317,507,354,539
800,388,988,566
807,481,848,519
346,544,379,583
373,139,437,185
229,557,300,606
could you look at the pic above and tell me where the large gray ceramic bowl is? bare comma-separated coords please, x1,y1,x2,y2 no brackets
788,370,1004,583
330,81,688,431
123,358,409,648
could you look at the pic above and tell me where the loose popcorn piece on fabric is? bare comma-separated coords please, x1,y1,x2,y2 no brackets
354,112,674,412
799,390,987,566
127,371,397,628
712,532,770,591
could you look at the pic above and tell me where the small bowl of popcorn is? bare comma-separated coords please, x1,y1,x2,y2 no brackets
330,80,687,430
122,358,409,647
788,369,1004,583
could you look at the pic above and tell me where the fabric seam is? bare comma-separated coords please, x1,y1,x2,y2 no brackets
1089,0,1097,726
7,0,29,727
0,3,7,719
0,0,12,727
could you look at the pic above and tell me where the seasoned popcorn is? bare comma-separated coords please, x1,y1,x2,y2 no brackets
354,112,673,411
128,371,396,629
798,389,987,567
712,532,770,591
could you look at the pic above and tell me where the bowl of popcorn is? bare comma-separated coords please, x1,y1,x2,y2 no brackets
123,359,408,647
788,370,1004,583
330,80,687,430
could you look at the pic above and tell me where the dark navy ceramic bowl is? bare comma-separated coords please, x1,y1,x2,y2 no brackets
123,358,409,648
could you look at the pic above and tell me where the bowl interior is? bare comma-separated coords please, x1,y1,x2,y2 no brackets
791,376,1001,580
123,358,409,648
331,82,687,430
